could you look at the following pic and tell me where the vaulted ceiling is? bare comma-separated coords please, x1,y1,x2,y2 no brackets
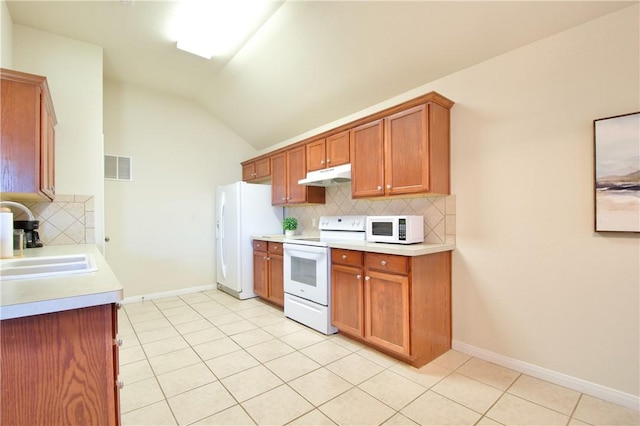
6,1,634,150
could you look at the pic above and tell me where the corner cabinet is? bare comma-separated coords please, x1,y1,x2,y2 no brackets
271,147,325,206
1,68,57,201
331,248,451,367
1,304,121,425
351,101,451,198
253,240,285,307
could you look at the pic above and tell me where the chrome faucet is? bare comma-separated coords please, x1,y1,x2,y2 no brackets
0,201,35,221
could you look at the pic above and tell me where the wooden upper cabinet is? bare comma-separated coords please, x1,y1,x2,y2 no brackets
287,146,307,204
272,147,325,206
242,157,270,182
307,130,350,172
351,102,450,198
241,92,453,201
1,68,57,201
385,105,429,196
271,153,287,205
350,119,385,198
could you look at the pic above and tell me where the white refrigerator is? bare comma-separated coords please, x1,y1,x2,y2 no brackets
216,182,283,299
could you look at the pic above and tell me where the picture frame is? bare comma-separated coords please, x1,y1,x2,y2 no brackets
593,111,640,233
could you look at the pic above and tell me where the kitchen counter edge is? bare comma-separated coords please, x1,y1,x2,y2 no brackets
251,235,455,256
0,244,123,320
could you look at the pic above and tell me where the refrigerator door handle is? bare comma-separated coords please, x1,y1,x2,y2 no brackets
219,192,227,280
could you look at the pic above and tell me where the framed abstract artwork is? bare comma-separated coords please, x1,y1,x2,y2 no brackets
593,112,640,233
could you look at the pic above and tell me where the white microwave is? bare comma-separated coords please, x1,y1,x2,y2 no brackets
366,215,424,244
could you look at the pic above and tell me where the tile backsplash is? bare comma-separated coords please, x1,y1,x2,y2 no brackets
285,184,455,244
11,194,95,245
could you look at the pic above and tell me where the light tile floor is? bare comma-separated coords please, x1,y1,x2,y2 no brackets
118,290,639,426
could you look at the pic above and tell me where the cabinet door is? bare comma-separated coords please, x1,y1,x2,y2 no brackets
271,153,287,205
253,251,269,299
384,104,429,195
242,163,256,181
254,157,271,180
286,146,307,204
350,120,384,198
40,96,55,199
306,139,326,172
1,305,117,425
326,130,350,167
269,253,284,307
0,78,39,195
331,264,364,337
364,270,410,356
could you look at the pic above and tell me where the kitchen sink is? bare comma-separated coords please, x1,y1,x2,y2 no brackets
0,254,98,280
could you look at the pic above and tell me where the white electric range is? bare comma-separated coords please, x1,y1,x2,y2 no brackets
283,215,366,334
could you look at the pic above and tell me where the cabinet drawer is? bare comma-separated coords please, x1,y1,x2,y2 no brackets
268,242,283,253
365,253,408,274
253,240,268,252
332,249,363,266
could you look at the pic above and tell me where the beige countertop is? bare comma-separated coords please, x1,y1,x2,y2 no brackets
0,244,123,320
252,235,455,256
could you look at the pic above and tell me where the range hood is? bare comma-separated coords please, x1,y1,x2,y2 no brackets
298,163,352,187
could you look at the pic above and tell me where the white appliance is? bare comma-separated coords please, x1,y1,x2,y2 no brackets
283,215,366,334
366,215,424,244
216,182,283,299
298,163,351,186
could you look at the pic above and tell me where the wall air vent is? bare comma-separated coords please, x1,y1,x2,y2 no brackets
104,155,132,181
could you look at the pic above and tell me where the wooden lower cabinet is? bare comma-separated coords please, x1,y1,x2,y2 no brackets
1,304,121,425
331,248,451,367
253,240,284,307
365,269,410,356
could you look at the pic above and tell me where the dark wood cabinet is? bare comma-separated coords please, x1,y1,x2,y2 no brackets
1,68,57,201
253,240,284,307
331,248,452,368
1,304,121,425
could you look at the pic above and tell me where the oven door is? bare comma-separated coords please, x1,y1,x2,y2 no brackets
283,243,329,306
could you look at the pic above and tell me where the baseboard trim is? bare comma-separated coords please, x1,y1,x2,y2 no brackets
121,284,216,304
452,340,639,411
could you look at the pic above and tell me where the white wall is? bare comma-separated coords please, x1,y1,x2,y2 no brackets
0,0,12,67
416,6,639,400
103,80,256,297
279,4,639,404
11,25,105,249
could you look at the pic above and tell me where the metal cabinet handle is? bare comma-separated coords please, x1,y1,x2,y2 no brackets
263,256,268,260
116,379,125,390
326,159,331,163
386,184,391,189
115,338,123,347
356,274,362,280
342,254,347,260
377,185,382,191
320,160,325,165
365,276,370,281
381,260,387,266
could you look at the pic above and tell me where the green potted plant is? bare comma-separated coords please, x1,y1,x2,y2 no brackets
283,217,298,236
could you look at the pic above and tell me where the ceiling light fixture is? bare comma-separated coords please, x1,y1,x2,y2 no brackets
173,0,278,60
